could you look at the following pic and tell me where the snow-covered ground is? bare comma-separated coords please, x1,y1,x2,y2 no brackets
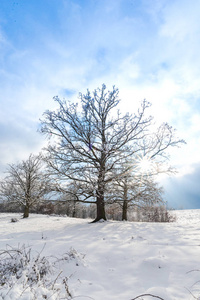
0,210,200,300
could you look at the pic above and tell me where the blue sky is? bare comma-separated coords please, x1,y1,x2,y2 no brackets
1,0,200,209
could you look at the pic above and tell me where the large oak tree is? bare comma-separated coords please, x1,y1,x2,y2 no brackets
40,84,185,222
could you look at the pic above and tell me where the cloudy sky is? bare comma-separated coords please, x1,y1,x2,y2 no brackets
0,0,200,209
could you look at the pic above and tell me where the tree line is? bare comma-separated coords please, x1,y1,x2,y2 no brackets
0,85,185,221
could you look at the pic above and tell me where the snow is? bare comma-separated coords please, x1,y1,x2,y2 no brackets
0,210,200,299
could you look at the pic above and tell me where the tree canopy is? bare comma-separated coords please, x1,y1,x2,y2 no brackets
40,84,185,222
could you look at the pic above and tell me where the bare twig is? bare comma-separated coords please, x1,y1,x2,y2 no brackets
186,269,200,274
51,270,63,290
190,280,200,288
19,285,30,298
35,243,46,262
184,287,197,299
71,296,95,299
131,294,165,300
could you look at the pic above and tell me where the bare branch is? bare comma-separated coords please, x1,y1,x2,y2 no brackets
131,293,165,300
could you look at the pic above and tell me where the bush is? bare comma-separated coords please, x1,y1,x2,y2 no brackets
0,245,53,287
0,244,85,299
11,218,18,223
129,206,176,223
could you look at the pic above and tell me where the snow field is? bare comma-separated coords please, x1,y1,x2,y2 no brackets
0,210,200,299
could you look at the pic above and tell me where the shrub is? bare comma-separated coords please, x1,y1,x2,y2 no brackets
0,244,85,299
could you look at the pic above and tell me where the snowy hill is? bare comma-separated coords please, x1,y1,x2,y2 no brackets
0,210,200,300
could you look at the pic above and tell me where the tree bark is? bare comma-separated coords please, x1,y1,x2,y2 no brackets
97,192,106,221
91,195,106,223
122,184,128,221
122,200,128,221
23,205,29,218
72,201,76,218
91,133,107,223
91,183,106,223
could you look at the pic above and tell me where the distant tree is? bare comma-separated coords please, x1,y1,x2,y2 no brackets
0,154,52,218
108,120,186,221
108,172,164,221
40,84,185,222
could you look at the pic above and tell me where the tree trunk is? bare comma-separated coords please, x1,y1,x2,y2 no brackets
23,205,29,218
122,200,128,221
91,188,106,223
122,184,128,221
91,123,107,223
72,201,76,218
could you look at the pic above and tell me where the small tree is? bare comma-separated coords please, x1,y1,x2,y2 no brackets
109,119,186,221
0,154,52,218
108,173,164,221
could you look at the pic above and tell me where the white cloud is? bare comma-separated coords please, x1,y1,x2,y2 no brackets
160,0,200,41
0,0,199,187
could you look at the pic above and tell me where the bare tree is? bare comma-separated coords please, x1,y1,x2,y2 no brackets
40,84,156,222
108,172,164,221
0,154,52,218
108,120,186,221
40,84,185,222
